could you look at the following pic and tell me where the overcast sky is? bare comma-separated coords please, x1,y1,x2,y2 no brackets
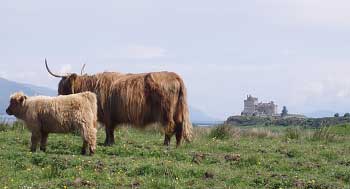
1,0,350,119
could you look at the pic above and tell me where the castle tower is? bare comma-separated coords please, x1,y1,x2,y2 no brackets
242,95,258,116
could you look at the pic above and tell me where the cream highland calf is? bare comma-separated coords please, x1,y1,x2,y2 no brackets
6,91,98,155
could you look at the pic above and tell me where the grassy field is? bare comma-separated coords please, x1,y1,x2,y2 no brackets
0,123,350,188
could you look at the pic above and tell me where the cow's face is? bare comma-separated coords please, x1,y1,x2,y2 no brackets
58,74,78,95
6,93,27,116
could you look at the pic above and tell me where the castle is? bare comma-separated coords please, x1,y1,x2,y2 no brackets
241,95,278,116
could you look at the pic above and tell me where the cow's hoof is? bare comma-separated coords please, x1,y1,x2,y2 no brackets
104,142,114,146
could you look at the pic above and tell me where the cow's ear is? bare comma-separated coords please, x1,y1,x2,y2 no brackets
69,73,78,81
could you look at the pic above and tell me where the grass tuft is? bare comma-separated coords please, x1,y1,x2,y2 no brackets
208,124,240,140
284,127,302,140
311,126,338,142
242,128,279,138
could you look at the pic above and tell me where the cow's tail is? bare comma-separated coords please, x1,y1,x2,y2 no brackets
177,79,193,142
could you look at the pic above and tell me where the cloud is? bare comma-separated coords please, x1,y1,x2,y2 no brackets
59,64,72,74
259,0,350,28
99,45,167,61
123,45,167,59
0,71,8,79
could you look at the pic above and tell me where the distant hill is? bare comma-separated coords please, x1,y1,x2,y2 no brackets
0,77,217,123
189,106,220,123
0,77,56,114
305,110,337,118
225,115,350,127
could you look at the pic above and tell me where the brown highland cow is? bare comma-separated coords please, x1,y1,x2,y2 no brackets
6,91,98,155
45,60,193,147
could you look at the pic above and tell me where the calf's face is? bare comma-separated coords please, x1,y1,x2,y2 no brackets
6,93,27,116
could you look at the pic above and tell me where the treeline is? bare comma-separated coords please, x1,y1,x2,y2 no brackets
225,116,350,127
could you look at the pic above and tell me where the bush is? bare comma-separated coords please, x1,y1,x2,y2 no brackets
311,127,337,142
208,124,240,140
11,121,25,131
242,128,279,138
284,127,301,140
0,122,10,132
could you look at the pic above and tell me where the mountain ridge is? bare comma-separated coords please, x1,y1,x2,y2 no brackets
0,77,217,122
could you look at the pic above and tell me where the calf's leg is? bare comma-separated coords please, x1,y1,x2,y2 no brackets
40,132,49,152
87,127,97,155
81,141,88,155
81,123,97,156
30,133,41,152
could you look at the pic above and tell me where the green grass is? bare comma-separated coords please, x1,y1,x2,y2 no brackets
0,123,350,188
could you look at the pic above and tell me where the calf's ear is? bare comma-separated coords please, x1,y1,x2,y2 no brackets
18,95,27,104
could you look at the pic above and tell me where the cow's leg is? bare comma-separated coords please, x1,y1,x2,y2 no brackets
108,125,115,145
161,98,177,146
103,116,115,146
164,134,171,146
30,133,40,152
104,125,115,146
163,120,176,146
175,123,183,147
104,126,110,146
40,132,49,152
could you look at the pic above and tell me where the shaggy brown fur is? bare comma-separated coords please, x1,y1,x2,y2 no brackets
6,92,98,155
50,69,192,147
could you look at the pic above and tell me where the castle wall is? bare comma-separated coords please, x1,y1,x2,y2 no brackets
241,95,278,116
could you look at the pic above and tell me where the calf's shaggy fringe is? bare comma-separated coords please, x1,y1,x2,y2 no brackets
7,92,98,155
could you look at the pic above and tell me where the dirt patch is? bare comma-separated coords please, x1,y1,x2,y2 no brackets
192,153,206,164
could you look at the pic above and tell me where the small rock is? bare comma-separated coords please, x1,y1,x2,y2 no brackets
73,178,82,187
224,154,241,162
294,179,305,188
192,153,206,164
131,181,140,188
258,149,267,153
204,172,214,179
95,160,104,172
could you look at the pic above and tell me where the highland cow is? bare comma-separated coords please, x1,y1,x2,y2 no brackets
6,91,98,155
45,60,193,147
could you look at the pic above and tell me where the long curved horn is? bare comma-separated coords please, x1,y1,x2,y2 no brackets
45,59,65,78
80,63,86,75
